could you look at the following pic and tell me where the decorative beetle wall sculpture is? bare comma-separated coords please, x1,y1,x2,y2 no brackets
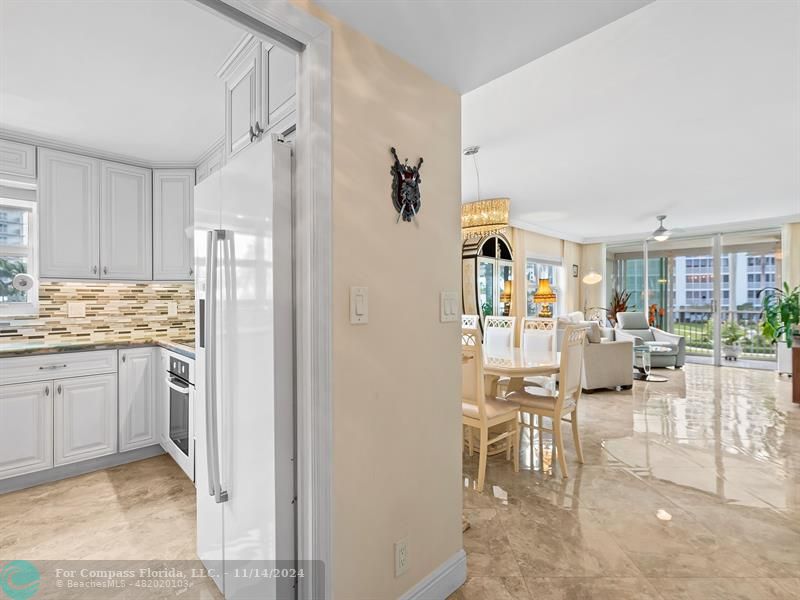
390,147,423,223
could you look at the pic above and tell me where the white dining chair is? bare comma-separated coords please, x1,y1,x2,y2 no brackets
482,315,516,397
483,316,515,355
520,317,557,391
462,314,479,330
507,325,587,478
462,328,520,492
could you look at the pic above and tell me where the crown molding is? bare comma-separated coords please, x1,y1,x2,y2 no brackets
0,127,207,170
193,136,225,165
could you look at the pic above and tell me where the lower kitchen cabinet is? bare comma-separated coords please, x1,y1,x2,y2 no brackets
119,348,157,451
54,374,118,466
0,381,54,480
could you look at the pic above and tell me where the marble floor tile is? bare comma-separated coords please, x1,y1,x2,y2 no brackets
462,508,523,577
649,577,800,600
447,576,530,600
525,577,663,600
458,363,799,598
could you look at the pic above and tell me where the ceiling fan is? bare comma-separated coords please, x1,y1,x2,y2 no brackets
648,215,682,242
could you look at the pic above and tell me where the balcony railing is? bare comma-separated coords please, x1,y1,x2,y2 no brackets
668,309,775,361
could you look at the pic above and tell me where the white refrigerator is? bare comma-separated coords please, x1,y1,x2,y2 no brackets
194,137,295,599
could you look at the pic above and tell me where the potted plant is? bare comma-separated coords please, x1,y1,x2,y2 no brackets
721,320,746,361
607,289,632,327
758,283,800,375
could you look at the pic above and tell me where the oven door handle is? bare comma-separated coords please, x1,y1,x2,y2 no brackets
165,376,190,393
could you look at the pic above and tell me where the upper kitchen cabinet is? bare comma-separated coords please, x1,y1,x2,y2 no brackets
218,35,296,166
266,44,296,125
38,148,101,279
0,139,37,185
153,169,194,280
221,36,263,161
100,161,153,280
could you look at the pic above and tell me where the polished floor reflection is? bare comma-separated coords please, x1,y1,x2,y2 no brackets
452,364,799,600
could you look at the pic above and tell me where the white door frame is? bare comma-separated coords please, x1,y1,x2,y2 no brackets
189,2,332,599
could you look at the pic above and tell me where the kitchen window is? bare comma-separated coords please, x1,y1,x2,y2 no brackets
0,198,37,316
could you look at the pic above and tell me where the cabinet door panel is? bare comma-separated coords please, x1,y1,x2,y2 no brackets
0,381,53,480
100,161,152,280
224,41,262,160
0,139,36,181
38,148,100,279
119,348,157,451
54,374,117,466
153,169,194,280
268,45,296,124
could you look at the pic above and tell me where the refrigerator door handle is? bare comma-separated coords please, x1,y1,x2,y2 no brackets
205,229,229,504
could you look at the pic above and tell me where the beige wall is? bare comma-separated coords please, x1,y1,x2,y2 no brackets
580,243,607,313
295,2,463,598
509,227,584,340
782,222,800,288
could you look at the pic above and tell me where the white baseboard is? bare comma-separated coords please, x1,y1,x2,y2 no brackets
398,549,467,600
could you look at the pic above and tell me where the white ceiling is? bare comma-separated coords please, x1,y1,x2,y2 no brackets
0,0,244,164
462,0,800,243
315,0,652,93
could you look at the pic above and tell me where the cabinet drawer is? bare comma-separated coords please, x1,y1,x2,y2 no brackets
0,350,118,385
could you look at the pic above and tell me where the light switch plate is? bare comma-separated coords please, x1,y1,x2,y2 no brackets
440,291,459,322
67,302,85,318
167,301,178,317
350,286,368,324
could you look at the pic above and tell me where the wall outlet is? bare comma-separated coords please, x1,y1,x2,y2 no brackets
67,302,85,318
167,301,178,317
394,538,409,577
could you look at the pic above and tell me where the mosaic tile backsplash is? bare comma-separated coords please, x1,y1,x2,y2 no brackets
0,282,195,345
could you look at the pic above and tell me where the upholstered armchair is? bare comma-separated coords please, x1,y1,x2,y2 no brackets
615,312,685,368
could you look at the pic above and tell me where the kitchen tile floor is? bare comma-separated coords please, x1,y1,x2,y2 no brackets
0,454,222,599
452,363,799,600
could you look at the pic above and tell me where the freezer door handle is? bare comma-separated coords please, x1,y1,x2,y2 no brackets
205,228,229,504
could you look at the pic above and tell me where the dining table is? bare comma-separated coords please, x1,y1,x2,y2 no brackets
483,348,560,396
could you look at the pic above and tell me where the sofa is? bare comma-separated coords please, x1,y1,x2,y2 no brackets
556,312,633,392
614,311,685,368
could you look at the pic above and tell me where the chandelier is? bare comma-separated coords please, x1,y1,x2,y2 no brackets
461,198,510,239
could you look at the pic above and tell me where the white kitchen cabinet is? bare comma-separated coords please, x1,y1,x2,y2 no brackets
158,348,169,448
118,347,157,451
100,161,153,280
0,139,36,183
267,44,296,124
54,373,117,466
222,36,263,160
0,381,53,480
38,148,101,279
153,169,194,281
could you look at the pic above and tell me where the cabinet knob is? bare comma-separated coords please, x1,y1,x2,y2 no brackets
45,385,49,396
122,354,126,363
103,266,108,275
189,267,194,277
92,265,97,274
57,384,62,395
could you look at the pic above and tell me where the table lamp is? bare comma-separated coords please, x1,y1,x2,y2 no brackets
533,277,556,318
500,280,512,316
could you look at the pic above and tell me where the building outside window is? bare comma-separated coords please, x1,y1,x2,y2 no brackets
0,199,37,315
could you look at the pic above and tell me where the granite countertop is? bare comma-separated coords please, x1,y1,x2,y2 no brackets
0,338,196,360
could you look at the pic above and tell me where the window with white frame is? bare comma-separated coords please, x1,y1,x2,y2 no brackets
0,198,37,315
526,257,563,317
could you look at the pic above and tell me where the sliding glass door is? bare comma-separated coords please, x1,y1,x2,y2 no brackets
609,229,780,369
